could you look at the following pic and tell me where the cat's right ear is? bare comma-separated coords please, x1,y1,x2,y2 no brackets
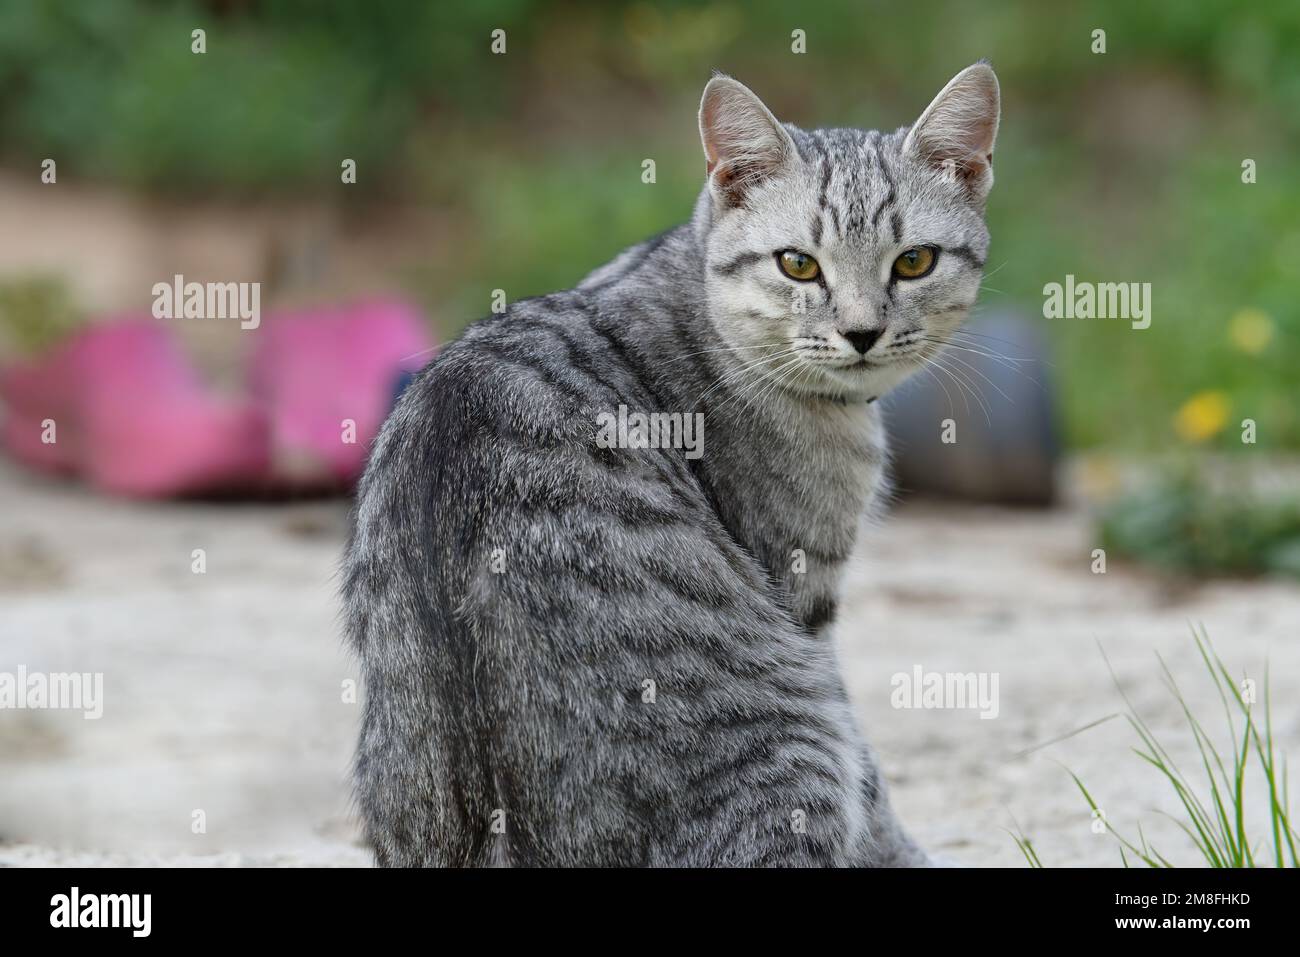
699,76,797,209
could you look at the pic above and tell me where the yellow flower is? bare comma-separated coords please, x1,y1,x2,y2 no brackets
1228,308,1274,354
1175,391,1231,443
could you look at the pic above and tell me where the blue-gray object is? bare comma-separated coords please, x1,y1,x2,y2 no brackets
883,310,1058,506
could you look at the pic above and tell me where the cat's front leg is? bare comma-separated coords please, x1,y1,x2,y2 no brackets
850,748,931,867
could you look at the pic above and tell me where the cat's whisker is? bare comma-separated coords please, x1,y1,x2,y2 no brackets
935,343,1045,389
788,358,822,402
694,358,785,408
713,357,793,416
980,259,1011,281
925,335,1034,373
914,362,958,420
937,349,1015,405
762,355,818,409
922,335,1047,394
930,353,993,426
943,330,1037,361
926,354,975,420
717,353,806,417
939,343,1033,368
947,326,1047,357
693,353,777,403
666,341,793,365
945,334,1053,375
693,347,805,406
929,329,1037,362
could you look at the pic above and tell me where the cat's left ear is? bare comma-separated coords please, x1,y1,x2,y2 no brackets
903,62,1000,201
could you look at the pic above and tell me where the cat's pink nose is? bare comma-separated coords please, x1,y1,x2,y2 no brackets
842,329,883,354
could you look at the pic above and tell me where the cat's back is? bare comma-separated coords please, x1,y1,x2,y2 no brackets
347,291,690,624
395,294,618,445
365,292,629,494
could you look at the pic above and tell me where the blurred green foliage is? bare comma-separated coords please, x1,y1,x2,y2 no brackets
1,0,1298,453
0,277,82,352
0,0,527,193
1100,475,1300,579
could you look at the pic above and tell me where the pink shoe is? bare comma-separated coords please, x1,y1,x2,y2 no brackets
1,319,270,497
248,299,435,488
0,342,82,476
2,300,434,496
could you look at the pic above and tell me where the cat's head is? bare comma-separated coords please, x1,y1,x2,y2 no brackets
697,63,1000,403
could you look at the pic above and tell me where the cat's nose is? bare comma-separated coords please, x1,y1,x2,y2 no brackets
841,329,883,355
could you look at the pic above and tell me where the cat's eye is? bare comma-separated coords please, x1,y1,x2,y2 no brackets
777,250,820,282
892,246,938,280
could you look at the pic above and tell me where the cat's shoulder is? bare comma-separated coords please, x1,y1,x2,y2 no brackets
384,292,627,458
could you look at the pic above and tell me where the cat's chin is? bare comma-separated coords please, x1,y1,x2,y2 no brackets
800,359,920,405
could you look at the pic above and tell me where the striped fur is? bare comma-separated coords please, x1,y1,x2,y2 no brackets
344,64,999,866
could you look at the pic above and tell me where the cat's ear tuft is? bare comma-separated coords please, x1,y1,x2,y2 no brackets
903,62,1000,201
699,76,797,208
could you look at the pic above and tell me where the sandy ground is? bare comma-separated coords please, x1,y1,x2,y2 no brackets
1,457,1297,868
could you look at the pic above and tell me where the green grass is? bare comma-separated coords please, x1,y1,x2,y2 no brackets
1008,813,1045,868
1018,626,1298,866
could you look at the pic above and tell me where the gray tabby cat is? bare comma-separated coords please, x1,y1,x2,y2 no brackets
344,63,1000,866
